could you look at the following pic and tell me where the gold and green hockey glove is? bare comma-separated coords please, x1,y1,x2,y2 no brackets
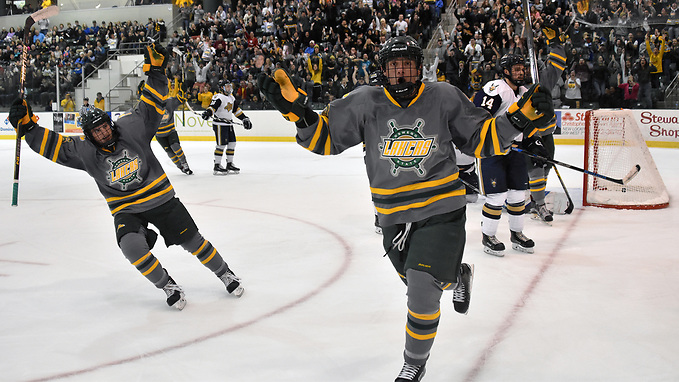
506,84,554,138
9,98,38,136
542,22,565,46
257,69,312,124
143,42,168,74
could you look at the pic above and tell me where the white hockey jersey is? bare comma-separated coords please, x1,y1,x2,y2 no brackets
208,92,245,126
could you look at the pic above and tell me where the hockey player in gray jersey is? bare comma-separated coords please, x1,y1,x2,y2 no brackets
473,22,566,256
202,80,253,175
9,43,244,310
258,36,554,381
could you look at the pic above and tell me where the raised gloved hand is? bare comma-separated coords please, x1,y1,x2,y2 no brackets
201,109,212,120
143,42,168,74
506,84,554,138
242,117,252,130
541,22,564,46
9,98,38,135
257,69,310,123
521,135,550,167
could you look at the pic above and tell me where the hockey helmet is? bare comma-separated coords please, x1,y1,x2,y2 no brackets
378,36,423,101
500,53,526,86
219,80,233,95
81,108,119,150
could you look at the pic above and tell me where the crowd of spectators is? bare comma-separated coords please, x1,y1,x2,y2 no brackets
441,0,679,109
3,0,679,113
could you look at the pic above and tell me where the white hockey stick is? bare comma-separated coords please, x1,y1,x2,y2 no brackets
12,5,60,207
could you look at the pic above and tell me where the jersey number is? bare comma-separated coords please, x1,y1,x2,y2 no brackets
480,96,494,111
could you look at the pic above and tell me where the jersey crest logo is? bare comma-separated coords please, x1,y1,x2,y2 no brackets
379,118,437,177
488,84,497,92
107,150,142,190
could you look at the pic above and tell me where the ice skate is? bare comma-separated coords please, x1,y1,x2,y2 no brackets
213,164,229,175
534,203,553,223
395,362,426,382
219,269,244,297
226,162,240,174
181,163,193,175
162,276,186,310
453,263,474,314
374,214,382,235
482,233,505,257
510,230,535,253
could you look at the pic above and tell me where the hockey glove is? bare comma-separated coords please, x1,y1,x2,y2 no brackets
506,84,554,138
541,22,564,46
9,98,38,136
242,117,252,130
521,135,550,167
202,109,213,120
143,42,168,74
257,69,311,123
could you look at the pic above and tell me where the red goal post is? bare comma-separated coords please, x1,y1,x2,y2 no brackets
583,109,669,210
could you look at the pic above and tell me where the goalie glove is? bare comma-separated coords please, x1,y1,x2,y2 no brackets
506,84,554,138
143,42,168,74
242,117,252,130
257,69,313,124
9,98,38,136
541,22,564,46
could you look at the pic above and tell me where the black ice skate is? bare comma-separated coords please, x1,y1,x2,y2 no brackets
534,203,553,223
219,268,244,297
213,164,229,175
395,362,426,382
374,214,382,235
162,276,186,310
181,163,193,175
453,263,474,315
226,162,240,174
510,230,535,253
482,233,505,257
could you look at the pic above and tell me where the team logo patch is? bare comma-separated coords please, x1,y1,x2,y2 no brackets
107,150,142,190
379,118,437,176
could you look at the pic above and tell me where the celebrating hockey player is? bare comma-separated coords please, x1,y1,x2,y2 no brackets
201,80,253,175
258,36,554,381
156,76,193,175
473,21,566,256
8,43,244,310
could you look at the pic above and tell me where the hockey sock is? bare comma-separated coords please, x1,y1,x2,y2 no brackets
214,145,225,165
506,189,526,232
481,192,505,236
119,230,167,287
180,232,228,276
403,269,441,366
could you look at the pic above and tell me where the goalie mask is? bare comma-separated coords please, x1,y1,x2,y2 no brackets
378,36,423,101
500,53,526,87
81,108,119,151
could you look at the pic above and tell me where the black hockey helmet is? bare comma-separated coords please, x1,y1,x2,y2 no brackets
378,36,423,100
500,53,526,86
219,79,232,95
81,108,119,150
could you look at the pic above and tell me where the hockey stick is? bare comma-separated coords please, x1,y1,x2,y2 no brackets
521,0,540,85
12,5,60,206
512,147,641,185
552,165,574,214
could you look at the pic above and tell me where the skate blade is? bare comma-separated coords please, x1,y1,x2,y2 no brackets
511,243,535,254
213,171,229,176
230,285,244,298
530,214,553,226
483,247,505,257
172,297,187,310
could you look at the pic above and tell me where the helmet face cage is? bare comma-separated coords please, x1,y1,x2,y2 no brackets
378,36,423,100
500,54,526,87
219,80,232,95
81,108,118,149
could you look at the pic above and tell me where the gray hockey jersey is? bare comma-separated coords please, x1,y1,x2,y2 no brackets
295,82,522,226
23,70,170,216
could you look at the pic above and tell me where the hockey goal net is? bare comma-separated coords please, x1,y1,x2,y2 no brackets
583,109,669,209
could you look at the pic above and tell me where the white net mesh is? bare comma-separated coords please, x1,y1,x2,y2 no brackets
584,110,669,209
